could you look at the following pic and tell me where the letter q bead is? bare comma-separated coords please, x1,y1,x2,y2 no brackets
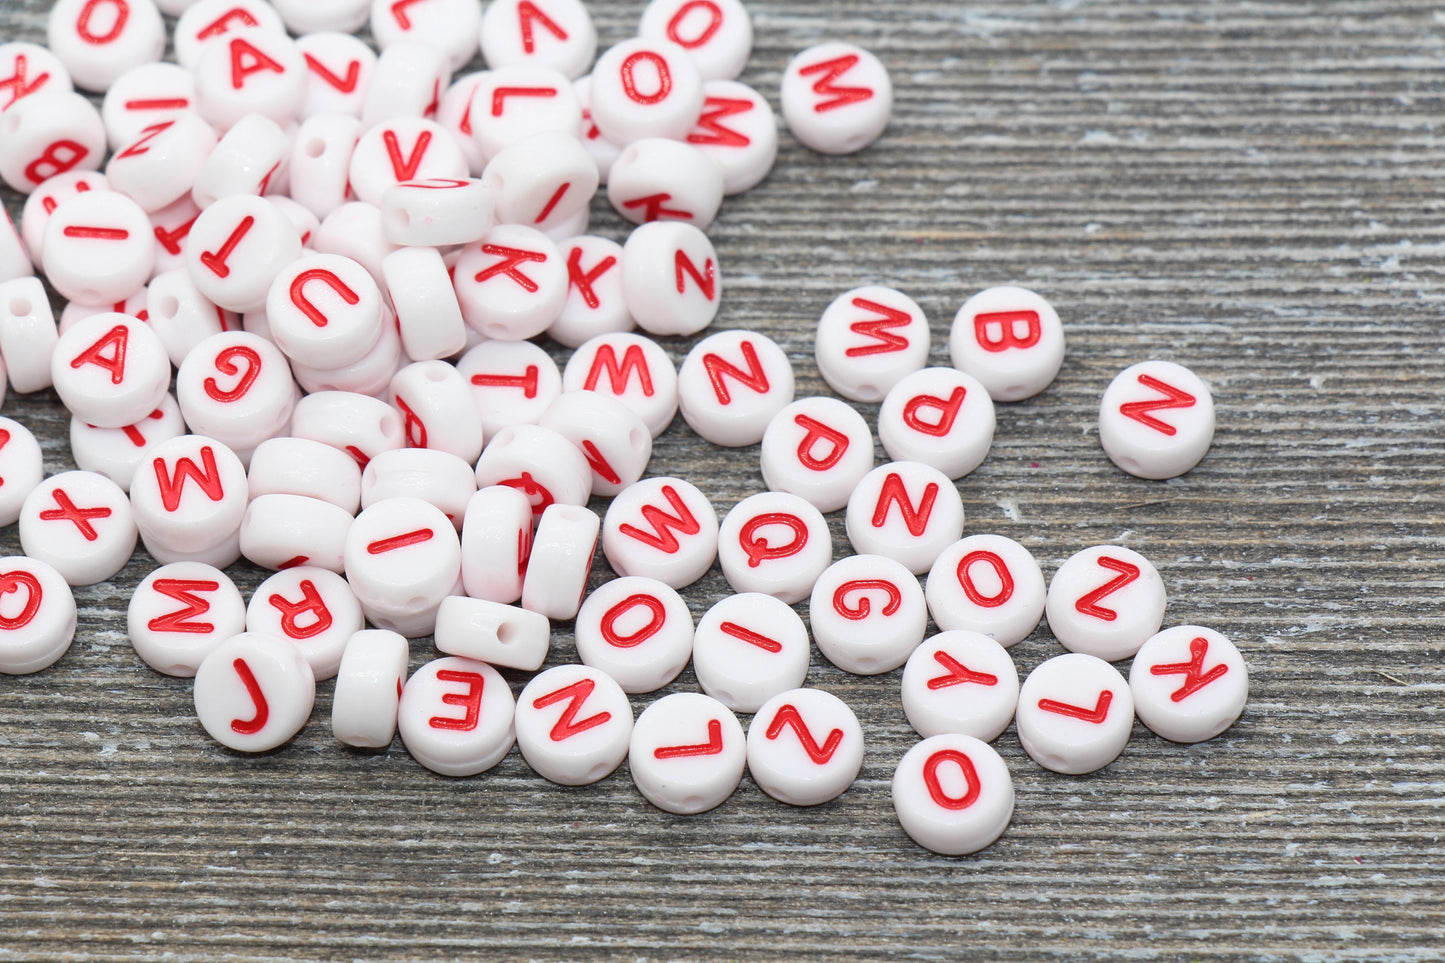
1128,625,1248,744
892,734,1014,855
717,491,830,605
0,556,78,675
629,692,745,815
515,664,633,786
331,629,409,749
1045,544,1166,662
398,656,515,776
127,561,246,677
193,631,317,752
1098,360,1215,480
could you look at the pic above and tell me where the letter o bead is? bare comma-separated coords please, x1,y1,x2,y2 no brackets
0,556,78,675
127,562,246,677
925,534,1046,648
515,664,633,786
1097,360,1215,480
892,734,1014,855
1129,625,1248,744
193,631,317,752
397,656,515,776
574,576,693,694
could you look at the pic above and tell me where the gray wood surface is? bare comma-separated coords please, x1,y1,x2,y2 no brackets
2,1,1442,960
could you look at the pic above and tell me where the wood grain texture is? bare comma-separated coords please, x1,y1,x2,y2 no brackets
2,1,1442,960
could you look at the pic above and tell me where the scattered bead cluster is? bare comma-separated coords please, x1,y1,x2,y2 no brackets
0,0,1247,856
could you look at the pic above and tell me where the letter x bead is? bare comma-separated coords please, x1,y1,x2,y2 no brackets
629,692,745,815
1016,652,1134,775
47,0,167,93
1098,360,1216,480
678,330,794,447
815,285,928,403
330,628,409,749
51,312,171,429
520,503,600,620
691,593,809,713
173,0,288,71
575,576,693,694
780,42,892,156
717,491,830,605
685,79,777,195
846,461,965,576
475,424,593,516
949,285,1065,402
747,688,864,807
925,534,1046,648
186,194,303,313
0,41,73,115
809,554,927,676
344,496,461,637
1045,544,1167,662
479,0,597,79
454,224,568,341
1129,625,1248,744
70,393,187,494
127,561,246,677
0,417,45,526
456,339,563,438
0,277,60,394
607,137,723,229
900,630,1020,742
388,361,485,465
290,390,408,471
193,631,317,752
190,113,290,209
467,63,584,164
19,169,109,269
360,40,452,127
878,367,996,480
246,566,363,680
460,485,533,603
19,471,137,586
537,390,652,498
361,448,476,529
515,664,632,785
129,433,250,556
434,595,550,670
549,235,632,348
239,493,354,574
246,436,363,513
0,556,77,675
759,396,875,513
193,28,308,132
383,250,468,362
562,331,680,437
639,0,752,82
602,476,718,589
101,61,195,150
892,734,1014,855
176,332,299,460
398,656,515,776
619,220,720,337
589,38,704,146
42,190,155,306
295,32,375,120
0,91,106,195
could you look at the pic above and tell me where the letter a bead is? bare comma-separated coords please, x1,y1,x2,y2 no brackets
629,692,745,814
51,312,171,429
0,556,78,675
1045,545,1166,662
1097,360,1215,480
1016,653,1133,775
193,631,317,752
397,656,515,776
1128,625,1248,744
892,734,1014,855
515,664,633,785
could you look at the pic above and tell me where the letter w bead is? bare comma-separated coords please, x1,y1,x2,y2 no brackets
617,484,700,553
154,446,226,512
764,703,844,765
1119,374,1196,436
532,678,612,741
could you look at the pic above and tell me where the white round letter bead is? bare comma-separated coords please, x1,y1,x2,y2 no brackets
186,194,303,313
781,42,892,155
69,394,187,493
1097,360,1215,480
19,471,138,586
467,64,583,165
551,235,632,348
174,0,288,71
344,497,461,635
42,190,155,306
190,113,288,209
574,76,624,185
686,80,777,195
331,629,409,749
193,631,317,752
717,491,830,605
602,477,718,590
747,688,864,807
949,285,1066,402
846,462,965,576
1045,544,1167,662
246,436,362,513
274,0,369,35
607,138,723,230
455,339,562,438
238,493,354,573
398,656,515,776
538,390,652,498
350,118,468,207
809,554,927,676
0,556,78,675
691,593,809,714
878,367,996,479
127,562,246,677
193,29,307,132
0,91,106,195
371,0,479,72
482,130,597,235
381,176,496,247
246,567,363,680
0,418,45,526
1128,625,1248,744
0,277,59,394
389,362,485,465
515,664,632,786
0,42,73,115
678,330,794,447
290,390,406,470
107,113,219,213
892,734,1014,855
925,535,1046,648
289,113,363,218
815,285,928,403
51,312,170,429
1016,652,1133,775
473,424,593,520
619,220,720,337
574,576,693,694
434,595,550,671
361,449,476,529
101,62,194,152
520,503,600,621
382,248,468,362
589,39,704,146
295,33,375,119
176,332,298,459
562,332,679,438
760,396,875,513
460,485,533,603
312,203,400,287
479,0,596,79
454,225,567,341
266,253,383,369
900,631,1020,742
130,434,250,554
639,0,752,81
20,170,109,269
628,692,745,815
47,0,166,93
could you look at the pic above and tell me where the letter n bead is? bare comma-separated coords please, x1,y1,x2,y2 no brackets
1097,360,1215,480
515,664,634,786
